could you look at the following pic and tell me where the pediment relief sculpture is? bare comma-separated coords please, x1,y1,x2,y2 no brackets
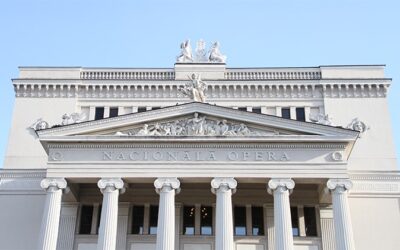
113,113,279,137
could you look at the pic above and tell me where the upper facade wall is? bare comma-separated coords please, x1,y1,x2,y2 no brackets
4,64,396,171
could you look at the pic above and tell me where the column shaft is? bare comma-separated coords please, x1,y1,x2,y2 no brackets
154,178,180,250
38,178,67,250
328,179,355,250
268,179,295,250
97,178,125,250
211,177,237,250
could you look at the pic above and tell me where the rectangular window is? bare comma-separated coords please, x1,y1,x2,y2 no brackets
95,107,104,120
304,207,317,236
251,206,264,235
109,107,119,118
281,108,291,119
79,205,93,234
149,205,158,234
238,107,247,112
234,206,247,236
183,206,195,235
201,206,213,235
296,107,306,122
138,107,147,113
252,107,262,114
152,107,161,110
131,206,145,234
291,207,299,236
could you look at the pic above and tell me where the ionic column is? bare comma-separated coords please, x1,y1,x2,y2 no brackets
211,178,237,250
38,178,68,250
97,178,125,250
267,179,295,250
154,178,181,250
327,179,355,250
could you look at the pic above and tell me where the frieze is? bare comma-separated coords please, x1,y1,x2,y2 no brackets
113,113,276,137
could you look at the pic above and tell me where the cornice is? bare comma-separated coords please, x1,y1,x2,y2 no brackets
0,169,46,178
36,103,359,137
12,79,390,99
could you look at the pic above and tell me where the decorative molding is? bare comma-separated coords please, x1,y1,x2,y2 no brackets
0,169,46,178
12,80,390,99
40,178,68,190
327,179,353,192
47,142,347,150
211,177,237,194
154,178,181,194
97,178,125,194
225,69,321,80
267,178,295,194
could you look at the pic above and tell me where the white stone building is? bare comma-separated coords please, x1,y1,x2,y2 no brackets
1,42,399,250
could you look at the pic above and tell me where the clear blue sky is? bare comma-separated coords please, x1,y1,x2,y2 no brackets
0,0,399,166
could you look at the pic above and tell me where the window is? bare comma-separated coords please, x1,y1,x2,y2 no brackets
304,207,317,236
79,205,93,234
131,206,145,234
138,107,147,113
251,206,264,235
109,107,119,118
296,107,305,122
238,107,247,112
291,207,299,236
96,205,102,234
234,206,247,235
200,206,213,235
183,206,195,235
95,107,104,120
152,107,161,110
252,107,262,114
281,108,291,119
149,205,158,234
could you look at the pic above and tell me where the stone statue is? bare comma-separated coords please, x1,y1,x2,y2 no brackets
61,112,87,125
195,39,208,62
347,118,369,135
30,118,49,131
128,114,268,137
208,42,227,63
309,113,332,126
178,73,207,102
176,40,193,63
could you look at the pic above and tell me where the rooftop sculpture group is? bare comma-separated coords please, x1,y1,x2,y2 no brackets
176,39,227,63
178,73,207,102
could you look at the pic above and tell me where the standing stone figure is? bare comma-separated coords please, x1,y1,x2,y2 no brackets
176,40,193,63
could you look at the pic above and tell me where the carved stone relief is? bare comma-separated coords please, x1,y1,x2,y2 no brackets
347,118,369,136
113,113,278,137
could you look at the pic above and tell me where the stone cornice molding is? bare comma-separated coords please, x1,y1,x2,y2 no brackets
13,79,390,99
97,178,125,194
36,102,359,137
154,178,181,194
40,178,68,192
211,177,237,194
327,179,353,194
0,169,46,178
267,178,295,194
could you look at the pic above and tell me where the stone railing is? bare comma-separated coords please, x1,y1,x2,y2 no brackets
225,69,321,80
80,70,175,80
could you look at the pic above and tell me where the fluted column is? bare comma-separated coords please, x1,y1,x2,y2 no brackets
267,179,295,250
211,177,237,250
38,178,68,250
154,178,181,250
97,178,125,250
327,179,355,250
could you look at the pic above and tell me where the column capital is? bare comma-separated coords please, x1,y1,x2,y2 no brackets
154,178,181,194
40,178,68,191
97,178,125,194
267,178,295,194
327,179,353,193
211,177,237,194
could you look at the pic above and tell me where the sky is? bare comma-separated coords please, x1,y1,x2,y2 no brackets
0,0,399,167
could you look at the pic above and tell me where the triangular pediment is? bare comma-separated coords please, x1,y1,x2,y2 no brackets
36,102,358,139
